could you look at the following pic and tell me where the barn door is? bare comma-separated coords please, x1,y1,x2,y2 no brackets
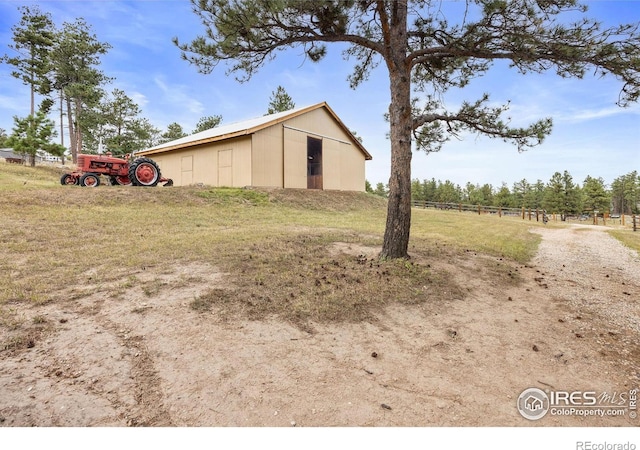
181,155,193,186
218,149,233,187
307,137,323,190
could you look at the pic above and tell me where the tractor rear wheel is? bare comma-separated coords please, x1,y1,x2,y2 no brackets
128,157,161,187
60,173,78,186
80,173,101,187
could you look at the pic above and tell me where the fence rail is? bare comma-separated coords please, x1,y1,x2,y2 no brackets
411,200,536,219
411,200,639,229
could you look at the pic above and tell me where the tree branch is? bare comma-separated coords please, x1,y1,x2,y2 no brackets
412,94,553,153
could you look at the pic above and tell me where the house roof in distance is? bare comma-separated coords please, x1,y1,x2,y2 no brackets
137,102,372,160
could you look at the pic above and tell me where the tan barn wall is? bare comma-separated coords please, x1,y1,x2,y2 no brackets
285,108,353,142
251,125,284,187
322,138,341,190
339,142,366,191
144,136,252,187
283,127,307,189
317,139,366,191
280,108,367,191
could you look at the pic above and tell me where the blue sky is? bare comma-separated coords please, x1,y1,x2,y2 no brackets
0,0,639,188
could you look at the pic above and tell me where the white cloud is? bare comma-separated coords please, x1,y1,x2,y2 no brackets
128,91,149,110
153,75,204,116
0,92,29,117
0,73,32,130
559,103,640,123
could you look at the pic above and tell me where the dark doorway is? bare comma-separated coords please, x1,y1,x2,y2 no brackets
307,136,323,189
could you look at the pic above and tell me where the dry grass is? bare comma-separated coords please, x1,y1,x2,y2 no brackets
1,161,543,334
608,229,640,254
206,234,463,326
0,162,64,191
409,208,543,263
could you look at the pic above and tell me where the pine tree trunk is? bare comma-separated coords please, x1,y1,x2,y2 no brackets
75,102,83,155
59,90,65,149
380,1,412,260
66,97,77,164
29,44,35,117
30,86,35,118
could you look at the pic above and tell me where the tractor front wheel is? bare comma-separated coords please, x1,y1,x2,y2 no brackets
60,173,78,186
79,173,101,187
128,158,161,187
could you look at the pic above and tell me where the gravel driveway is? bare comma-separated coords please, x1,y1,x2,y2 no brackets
532,224,640,334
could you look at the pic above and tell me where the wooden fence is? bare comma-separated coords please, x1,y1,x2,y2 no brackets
411,200,639,229
411,200,545,220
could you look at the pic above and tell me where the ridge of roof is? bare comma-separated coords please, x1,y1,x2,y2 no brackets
137,102,372,160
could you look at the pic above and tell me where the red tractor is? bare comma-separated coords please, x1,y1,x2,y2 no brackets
60,153,173,187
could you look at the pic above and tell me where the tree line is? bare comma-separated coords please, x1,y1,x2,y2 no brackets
0,5,296,166
367,170,640,216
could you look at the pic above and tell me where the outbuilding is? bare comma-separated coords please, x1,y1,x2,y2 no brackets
136,102,372,191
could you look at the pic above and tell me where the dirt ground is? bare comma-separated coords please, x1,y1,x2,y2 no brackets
1,224,639,427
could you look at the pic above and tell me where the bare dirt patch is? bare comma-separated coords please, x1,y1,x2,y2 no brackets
1,226,638,426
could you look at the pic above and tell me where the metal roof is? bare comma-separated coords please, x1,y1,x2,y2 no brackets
137,102,372,160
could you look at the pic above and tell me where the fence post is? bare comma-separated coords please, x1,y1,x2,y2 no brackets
498,207,502,218
622,214,625,226
634,215,637,232
535,208,539,222
522,207,525,220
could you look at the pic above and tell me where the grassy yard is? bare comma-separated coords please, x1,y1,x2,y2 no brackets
608,229,640,254
1,162,546,331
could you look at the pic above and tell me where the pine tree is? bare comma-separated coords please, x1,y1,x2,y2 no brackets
266,86,295,115
0,128,9,148
3,6,56,115
582,176,610,214
543,171,581,219
193,115,223,133
83,89,156,155
49,18,111,163
493,183,514,208
160,123,188,144
6,111,65,166
611,172,640,215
